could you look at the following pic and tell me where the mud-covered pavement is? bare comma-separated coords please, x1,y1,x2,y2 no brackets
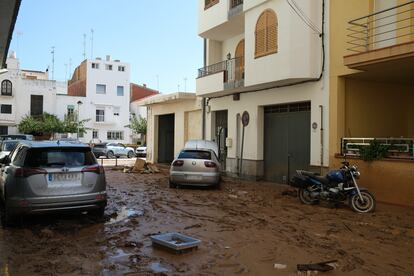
0,166,413,275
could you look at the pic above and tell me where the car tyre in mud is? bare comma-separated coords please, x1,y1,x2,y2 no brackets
169,180,177,189
106,151,115,159
349,191,376,213
127,151,135,158
298,188,318,205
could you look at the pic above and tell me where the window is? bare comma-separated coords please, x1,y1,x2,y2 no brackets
96,84,106,94
92,130,98,139
118,66,125,72
107,131,124,140
25,148,96,167
96,109,105,122
91,63,99,69
178,150,212,160
0,105,12,114
1,80,12,96
255,9,278,58
205,0,219,9
117,86,124,96
0,126,8,135
79,131,84,138
67,105,74,117
105,64,113,70
113,107,120,116
30,95,43,116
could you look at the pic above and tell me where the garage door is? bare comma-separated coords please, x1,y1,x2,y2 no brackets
158,114,175,163
264,102,311,183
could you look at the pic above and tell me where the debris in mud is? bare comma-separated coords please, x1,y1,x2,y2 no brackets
106,207,143,225
281,189,298,197
151,232,201,252
297,260,337,272
273,263,287,269
121,159,160,174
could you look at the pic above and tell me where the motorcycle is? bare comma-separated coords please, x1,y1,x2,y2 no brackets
290,161,376,213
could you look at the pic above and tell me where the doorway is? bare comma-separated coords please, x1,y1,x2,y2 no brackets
158,114,175,163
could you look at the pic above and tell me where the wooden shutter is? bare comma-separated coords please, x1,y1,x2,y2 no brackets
255,9,278,58
255,13,266,57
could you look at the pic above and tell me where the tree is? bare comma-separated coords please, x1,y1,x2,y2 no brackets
127,114,147,144
18,113,88,138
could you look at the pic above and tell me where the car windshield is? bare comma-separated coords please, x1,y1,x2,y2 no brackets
2,141,18,152
25,147,96,167
178,150,211,160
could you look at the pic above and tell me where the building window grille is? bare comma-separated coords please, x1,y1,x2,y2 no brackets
105,64,113,70
1,80,12,96
92,63,99,69
96,109,105,122
118,66,125,72
205,0,219,9
92,130,98,139
107,131,124,140
0,105,12,114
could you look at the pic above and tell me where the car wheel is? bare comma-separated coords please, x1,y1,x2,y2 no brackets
127,151,135,158
106,151,115,159
169,180,177,189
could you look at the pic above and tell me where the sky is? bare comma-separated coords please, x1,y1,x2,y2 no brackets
9,0,203,93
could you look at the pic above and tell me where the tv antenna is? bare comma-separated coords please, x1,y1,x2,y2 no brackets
64,63,68,80
90,28,94,59
156,75,159,91
68,58,72,79
83,33,87,60
51,46,55,80
184,77,187,92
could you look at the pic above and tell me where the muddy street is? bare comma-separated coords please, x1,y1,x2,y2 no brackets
0,166,413,275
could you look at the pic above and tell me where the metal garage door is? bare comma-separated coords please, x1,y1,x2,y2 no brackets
264,102,311,183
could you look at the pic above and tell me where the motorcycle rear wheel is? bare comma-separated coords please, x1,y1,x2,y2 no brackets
298,188,319,205
349,191,376,213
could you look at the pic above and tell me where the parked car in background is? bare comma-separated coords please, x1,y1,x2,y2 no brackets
92,143,135,159
0,134,33,141
169,140,221,189
0,140,107,226
0,140,20,162
135,145,147,157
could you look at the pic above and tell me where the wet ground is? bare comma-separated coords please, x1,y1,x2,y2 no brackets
0,166,413,275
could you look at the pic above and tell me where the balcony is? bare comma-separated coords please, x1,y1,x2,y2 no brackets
344,1,414,82
196,57,244,97
228,0,243,18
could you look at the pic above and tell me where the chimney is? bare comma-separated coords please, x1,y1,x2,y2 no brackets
106,55,111,61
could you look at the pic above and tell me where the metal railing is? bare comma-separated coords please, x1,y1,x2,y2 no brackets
341,137,414,158
198,57,245,89
230,0,243,9
347,1,414,53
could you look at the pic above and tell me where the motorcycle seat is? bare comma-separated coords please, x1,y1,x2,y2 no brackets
310,175,331,186
298,170,319,177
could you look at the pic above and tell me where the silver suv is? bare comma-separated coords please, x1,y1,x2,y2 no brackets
0,141,107,226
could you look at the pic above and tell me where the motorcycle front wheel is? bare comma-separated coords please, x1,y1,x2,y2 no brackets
349,191,376,213
298,188,319,205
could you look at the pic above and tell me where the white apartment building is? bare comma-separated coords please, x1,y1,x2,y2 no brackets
197,0,329,182
0,52,66,135
63,55,131,144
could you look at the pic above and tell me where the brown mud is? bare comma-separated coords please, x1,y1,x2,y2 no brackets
0,166,413,275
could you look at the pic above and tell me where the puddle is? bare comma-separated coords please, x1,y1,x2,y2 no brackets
150,262,169,273
106,207,143,225
109,249,131,261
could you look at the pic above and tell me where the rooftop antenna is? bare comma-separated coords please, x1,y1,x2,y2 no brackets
51,46,55,80
184,77,187,92
177,84,180,91
90,28,94,59
156,75,159,91
64,63,68,80
68,58,72,79
82,33,87,60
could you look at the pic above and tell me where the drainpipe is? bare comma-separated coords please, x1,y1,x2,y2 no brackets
319,105,324,174
202,38,207,139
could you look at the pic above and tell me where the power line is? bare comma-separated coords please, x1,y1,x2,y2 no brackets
287,0,321,34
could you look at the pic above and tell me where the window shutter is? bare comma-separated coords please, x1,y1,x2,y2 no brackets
267,11,278,53
255,13,266,57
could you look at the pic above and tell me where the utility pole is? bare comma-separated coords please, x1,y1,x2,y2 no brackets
156,75,159,91
51,46,55,80
64,63,67,80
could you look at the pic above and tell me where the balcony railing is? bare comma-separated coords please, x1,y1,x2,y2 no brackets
346,1,414,53
341,137,414,159
229,0,243,17
198,57,244,89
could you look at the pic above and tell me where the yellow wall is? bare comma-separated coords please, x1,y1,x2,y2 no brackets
344,79,414,137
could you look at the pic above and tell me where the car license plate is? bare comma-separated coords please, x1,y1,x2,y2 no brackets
48,173,82,186
186,175,202,180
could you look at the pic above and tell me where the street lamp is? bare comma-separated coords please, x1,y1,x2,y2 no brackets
77,100,83,140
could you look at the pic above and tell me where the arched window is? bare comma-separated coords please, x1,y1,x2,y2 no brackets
1,80,12,96
255,9,278,58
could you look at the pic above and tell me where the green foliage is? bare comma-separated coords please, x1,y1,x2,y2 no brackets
18,113,88,137
126,114,147,144
359,139,389,161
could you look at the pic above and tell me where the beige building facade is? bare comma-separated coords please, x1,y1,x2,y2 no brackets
137,93,202,163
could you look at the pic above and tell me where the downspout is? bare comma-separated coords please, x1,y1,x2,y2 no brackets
319,105,324,174
202,38,207,139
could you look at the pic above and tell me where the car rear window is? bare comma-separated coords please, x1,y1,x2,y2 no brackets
25,147,96,167
178,150,211,160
